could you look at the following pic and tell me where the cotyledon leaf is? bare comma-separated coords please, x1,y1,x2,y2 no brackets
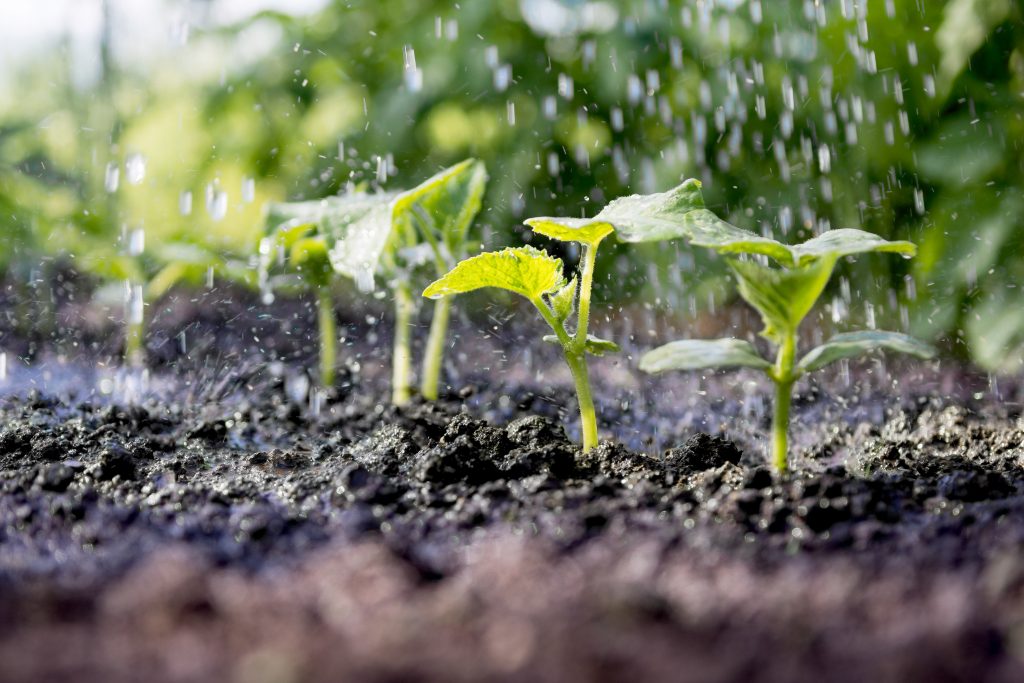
524,217,615,246
423,246,565,301
542,334,621,356
639,338,771,374
797,331,936,374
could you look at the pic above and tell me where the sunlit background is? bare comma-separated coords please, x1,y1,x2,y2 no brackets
2,0,1022,370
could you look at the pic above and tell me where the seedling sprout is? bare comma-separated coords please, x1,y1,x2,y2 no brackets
635,181,936,472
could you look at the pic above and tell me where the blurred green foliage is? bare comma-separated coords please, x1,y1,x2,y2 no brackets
1,0,1022,370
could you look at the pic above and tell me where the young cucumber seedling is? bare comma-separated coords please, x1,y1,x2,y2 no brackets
634,180,935,472
422,182,728,450
264,159,487,403
87,240,250,368
423,222,619,451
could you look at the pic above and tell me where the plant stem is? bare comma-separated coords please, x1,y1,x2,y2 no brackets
392,281,414,406
420,295,451,401
770,331,797,473
572,243,597,352
317,287,337,388
566,352,598,451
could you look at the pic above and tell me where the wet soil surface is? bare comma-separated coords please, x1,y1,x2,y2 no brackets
3,283,1024,682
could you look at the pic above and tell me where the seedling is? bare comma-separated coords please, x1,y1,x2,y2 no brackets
264,159,487,403
423,220,619,451
88,240,250,367
633,180,935,472
421,183,729,450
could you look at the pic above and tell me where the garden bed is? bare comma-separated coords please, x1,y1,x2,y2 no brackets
1,288,1023,682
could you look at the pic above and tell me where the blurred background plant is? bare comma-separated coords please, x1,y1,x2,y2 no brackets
1,0,1022,370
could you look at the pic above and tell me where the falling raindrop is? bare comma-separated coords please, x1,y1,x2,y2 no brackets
242,177,255,203
104,163,120,192
179,190,193,216
128,228,145,256
402,45,423,92
125,153,146,185
206,185,228,221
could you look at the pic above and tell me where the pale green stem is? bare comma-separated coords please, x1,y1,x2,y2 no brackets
565,352,599,451
317,288,337,388
420,295,451,401
770,330,797,473
392,282,414,406
530,241,602,452
572,243,598,353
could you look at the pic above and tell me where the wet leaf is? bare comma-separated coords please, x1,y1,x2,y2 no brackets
728,257,836,343
798,331,936,373
266,192,397,291
524,217,614,246
393,159,487,259
423,246,564,301
695,227,916,267
639,339,771,373
583,335,620,356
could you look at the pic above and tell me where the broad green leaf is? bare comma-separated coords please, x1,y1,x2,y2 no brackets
525,178,739,245
785,229,916,265
694,227,916,267
583,335,620,356
639,338,771,374
393,159,487,258
423,246,564,301
729,257,836,343
549,276,577,321
798,331,936,373
524,218,614,246
265,192,397,291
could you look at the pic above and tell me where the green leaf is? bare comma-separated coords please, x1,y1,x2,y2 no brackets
525,178,726,245
936,0,1013,94
423,246,564,301
639,339,771,374
693,227,916,268
798,331,936,373
583,335,620,356
541,333,620,356
393,159,487,259
265,192,397,291
728,257,836,343
548,276,577,321
524,217,614,246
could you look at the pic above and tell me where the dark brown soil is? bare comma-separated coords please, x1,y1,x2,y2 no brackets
1,281,1024,682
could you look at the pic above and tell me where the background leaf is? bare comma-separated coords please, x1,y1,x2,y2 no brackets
798,331,936,373
639,338,771,374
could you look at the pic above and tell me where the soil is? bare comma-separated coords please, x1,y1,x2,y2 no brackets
2,281,1024,682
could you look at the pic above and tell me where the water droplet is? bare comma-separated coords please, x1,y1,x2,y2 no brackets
506,100,516,126
242,177,255,203
104,163,120,192
125,153,146,185
206,184,228,221
128,228,145,256
179,190,193,216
